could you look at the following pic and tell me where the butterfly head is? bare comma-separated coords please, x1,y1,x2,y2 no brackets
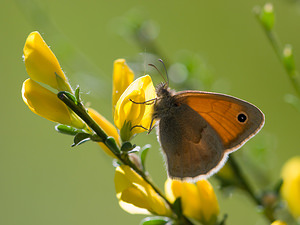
155,82,170,97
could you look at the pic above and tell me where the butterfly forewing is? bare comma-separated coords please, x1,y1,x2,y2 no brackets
175,91,265,151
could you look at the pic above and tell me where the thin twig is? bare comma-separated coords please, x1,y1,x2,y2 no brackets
228,156,275,222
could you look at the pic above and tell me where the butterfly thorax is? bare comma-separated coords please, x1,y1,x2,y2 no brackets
153,83,181,119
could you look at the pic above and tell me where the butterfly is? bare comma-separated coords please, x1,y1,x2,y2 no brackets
152,81,264,181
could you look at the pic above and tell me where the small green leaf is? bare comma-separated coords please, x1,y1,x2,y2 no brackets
140,144,151,170
121,141,135,152
55,124,80,136
75,86,80,103
140,216,172,225
72,133,92,147
274,178,283,195
105,136,120,155
172,197,182,216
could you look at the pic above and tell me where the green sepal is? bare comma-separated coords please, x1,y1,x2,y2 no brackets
55,72,72,92
140,216,172,225
172,197,182,217
120,121,135,142
105,136,120,155
72,132,92,147
55,124,82,136
140,144,151,171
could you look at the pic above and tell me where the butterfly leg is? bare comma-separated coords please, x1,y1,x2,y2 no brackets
130,117,156,134
130,125,149,131
129,98,157,105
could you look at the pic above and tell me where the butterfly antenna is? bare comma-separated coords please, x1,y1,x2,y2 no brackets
148,63,167,84
158,59,169,86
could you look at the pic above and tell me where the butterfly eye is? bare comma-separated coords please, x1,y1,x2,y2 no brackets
237,112,248,123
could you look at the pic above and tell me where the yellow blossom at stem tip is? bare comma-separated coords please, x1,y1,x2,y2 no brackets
114,165,171,216
112,59,134,113
165,179,219,225
22,78,85,129
281,156,300,220
88,108,120,158
271,220,287,225
114,75,156,142
23,31,71,92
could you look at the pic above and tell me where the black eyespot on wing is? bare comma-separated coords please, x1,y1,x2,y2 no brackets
237,113,247,123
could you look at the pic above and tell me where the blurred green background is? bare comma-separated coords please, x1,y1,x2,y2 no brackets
1,0,300,224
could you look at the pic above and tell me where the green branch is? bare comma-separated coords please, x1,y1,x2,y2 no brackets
254,3,300,97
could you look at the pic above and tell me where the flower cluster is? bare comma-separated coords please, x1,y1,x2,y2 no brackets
21,31,227,225
22,32,84,129
112,59,156,142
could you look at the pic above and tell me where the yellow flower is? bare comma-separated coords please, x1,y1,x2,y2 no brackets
23,31,72,92
22,78,85,129
112,59,134,113
114,75,156,141
88,108,120,158
165,179,219,224
281,156,300,219
271,220,287,225
114,165,171,216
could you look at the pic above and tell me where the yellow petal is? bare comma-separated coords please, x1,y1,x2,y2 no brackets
271,221,287,225
23,31,71,91
164,179,202,220
196,180,219,224
181,182,202,220
165,179,219,223
22,78,84,128
118,200,150,215
281,156,300,219
114,165,171,216
88,108,120,158
112,59,134,113
114,75,156,141
164,178,181,203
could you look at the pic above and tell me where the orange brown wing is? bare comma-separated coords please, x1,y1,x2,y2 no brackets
175,91,265,152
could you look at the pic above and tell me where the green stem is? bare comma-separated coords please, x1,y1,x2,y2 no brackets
254,7,300,97
228,157,260,205
58,92,108,142
58,92,193,225
228,156,275,222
